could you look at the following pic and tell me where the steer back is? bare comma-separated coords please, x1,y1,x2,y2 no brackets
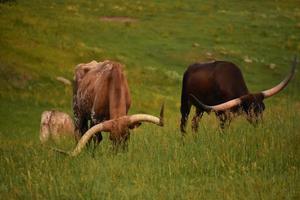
73,60,131,140
181,61,249,108
73,60,110,116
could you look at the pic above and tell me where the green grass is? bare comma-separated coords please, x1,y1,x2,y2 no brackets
0,0,299,199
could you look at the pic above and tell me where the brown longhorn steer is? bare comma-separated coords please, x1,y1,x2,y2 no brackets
68,60,164,152
181,56,297,133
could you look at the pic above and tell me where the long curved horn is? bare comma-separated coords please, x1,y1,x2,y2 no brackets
190,56,298,112
190,94,242,112
262,56,297,98
52,104,164,156
128,103,164,126
52,122,110,157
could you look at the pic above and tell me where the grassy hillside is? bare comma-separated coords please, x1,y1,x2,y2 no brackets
0,0,299,199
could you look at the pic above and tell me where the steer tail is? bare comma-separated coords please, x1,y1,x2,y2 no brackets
180,71,190,116
180,71,192,133
109,63,127,118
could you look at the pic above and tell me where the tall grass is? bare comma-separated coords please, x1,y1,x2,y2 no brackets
0,107,299,199
0,0,299,199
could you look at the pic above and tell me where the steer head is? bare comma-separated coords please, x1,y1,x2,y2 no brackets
191,56,297,121
240,93,265,123
52,104,164,156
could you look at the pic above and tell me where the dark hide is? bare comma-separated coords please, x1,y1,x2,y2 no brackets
180,61,265,133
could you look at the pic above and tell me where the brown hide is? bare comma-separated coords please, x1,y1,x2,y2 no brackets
73,60,131,142
73,60,109,110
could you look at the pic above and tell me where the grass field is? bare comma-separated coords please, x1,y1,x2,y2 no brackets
0,0,299,199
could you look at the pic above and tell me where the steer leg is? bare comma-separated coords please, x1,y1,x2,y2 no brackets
191,109,203,133
90,126,103,157
216,111,231,130
74,115,81,142
90,116,104,156
90,121,103,144
74,115,89,142
180,100,191,134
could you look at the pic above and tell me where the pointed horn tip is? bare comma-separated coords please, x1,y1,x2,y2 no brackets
291,55,298,69
293,55,298,62
288,55,298,77
159,103,164,126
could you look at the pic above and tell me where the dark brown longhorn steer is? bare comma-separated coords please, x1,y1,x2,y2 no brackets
70,60,163,152
180,56,297,133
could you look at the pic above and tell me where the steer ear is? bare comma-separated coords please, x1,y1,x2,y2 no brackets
160,103,164,126
128,122,142,129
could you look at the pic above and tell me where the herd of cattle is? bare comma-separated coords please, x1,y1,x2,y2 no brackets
40,57,297,155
